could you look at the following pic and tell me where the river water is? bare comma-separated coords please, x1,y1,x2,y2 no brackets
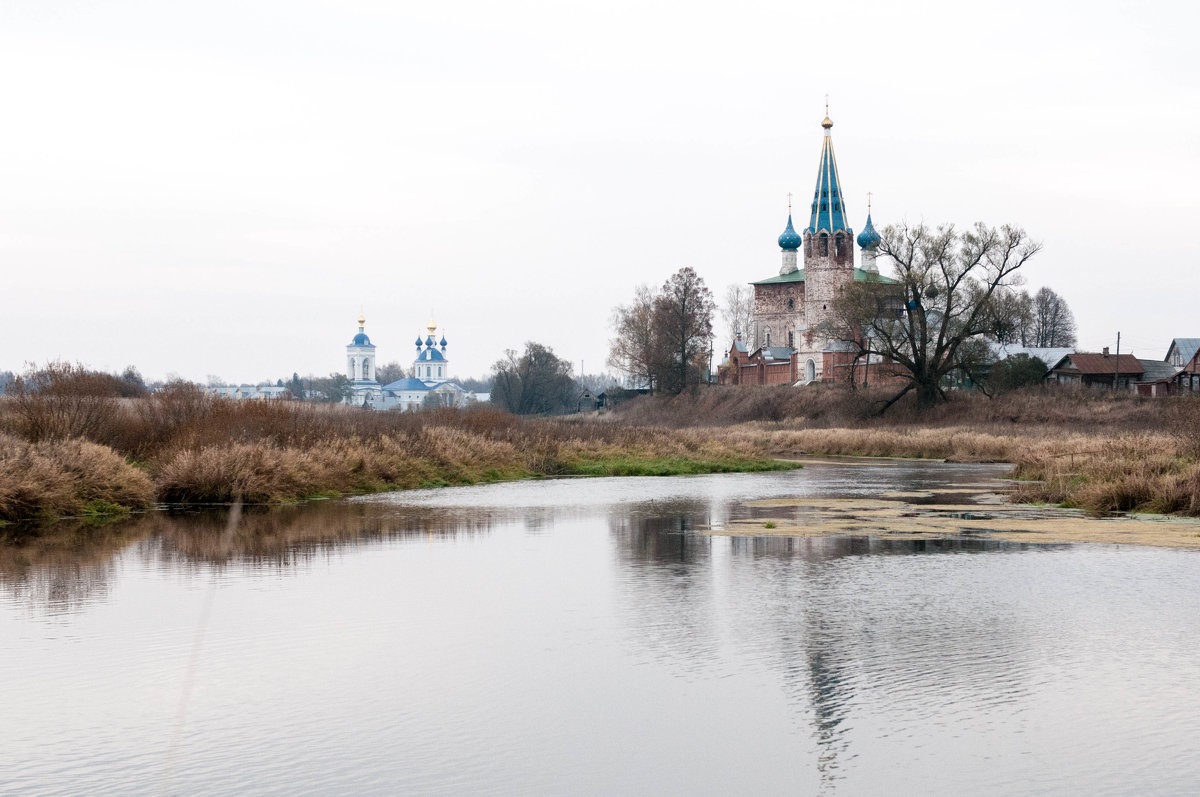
3,461,1200,795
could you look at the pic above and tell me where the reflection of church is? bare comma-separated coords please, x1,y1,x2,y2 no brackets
343,314,474,410
718,110,896,387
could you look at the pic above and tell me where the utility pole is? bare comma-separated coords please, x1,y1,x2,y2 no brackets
1114,331,1121,391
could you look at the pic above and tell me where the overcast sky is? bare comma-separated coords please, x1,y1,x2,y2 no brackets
2,0,1197,383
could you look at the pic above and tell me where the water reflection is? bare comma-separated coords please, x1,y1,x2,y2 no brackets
5,467,1200,795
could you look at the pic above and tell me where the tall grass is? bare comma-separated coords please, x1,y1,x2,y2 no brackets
0,371,786,520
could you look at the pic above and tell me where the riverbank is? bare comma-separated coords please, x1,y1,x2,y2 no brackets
0,389,795,522
609,386,1200,518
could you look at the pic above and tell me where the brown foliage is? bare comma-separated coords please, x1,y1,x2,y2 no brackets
0,434,154,521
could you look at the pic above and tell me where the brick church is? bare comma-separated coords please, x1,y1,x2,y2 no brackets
718,111,896,386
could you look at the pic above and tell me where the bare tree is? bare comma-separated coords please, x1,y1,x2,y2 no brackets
720,283,756,351
832,222,1041,410
654,267,715,394
1028,286,1077,347
491,342,578,415
608,284,663,392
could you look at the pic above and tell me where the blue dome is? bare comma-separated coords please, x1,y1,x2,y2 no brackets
856,214,881,249
777,215,802,251
417,348,446,362
414,336,423,347
439,336,447,347
425,335,435,347
351,332,372,346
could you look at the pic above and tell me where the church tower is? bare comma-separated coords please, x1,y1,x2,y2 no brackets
413,319,450,384
345,314,382,408
802,110,854,344
346,314,376,383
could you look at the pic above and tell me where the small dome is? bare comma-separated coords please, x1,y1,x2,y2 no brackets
352,332,372,346
425,335,435,347
821,115,833,129
856,213,881,249
357,313,366,326
415,336,423,347
439,336,447,347
777,214,802,251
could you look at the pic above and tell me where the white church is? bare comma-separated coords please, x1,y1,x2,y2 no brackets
344,314,478,410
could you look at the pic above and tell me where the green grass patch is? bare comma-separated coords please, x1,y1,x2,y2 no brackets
562,457,800,478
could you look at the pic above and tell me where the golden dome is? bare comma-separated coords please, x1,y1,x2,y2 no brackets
426,319,437,335
357,313,366,326
821,115,833,129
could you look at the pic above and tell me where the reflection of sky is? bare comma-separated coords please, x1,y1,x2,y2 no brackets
3,465,1200,795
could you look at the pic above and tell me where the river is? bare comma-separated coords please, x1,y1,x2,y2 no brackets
3,461,1199,795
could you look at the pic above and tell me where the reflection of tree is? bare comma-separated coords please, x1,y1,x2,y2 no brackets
0,501,504,614
608,500,720,676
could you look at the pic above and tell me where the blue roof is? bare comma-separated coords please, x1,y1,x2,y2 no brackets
808,124,850,234
350,332,373,346
856,213,881,249
777,214,802,251
417,348,446,362
382,378,431,392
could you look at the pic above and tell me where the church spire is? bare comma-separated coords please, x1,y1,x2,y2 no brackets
808,107,850,234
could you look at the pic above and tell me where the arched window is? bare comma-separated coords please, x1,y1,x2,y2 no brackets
819,234,828,256
426,366,431,378
835,233,844,257
364,361,370,380
806,359,816,383
438,366,442,378
351,358,358,379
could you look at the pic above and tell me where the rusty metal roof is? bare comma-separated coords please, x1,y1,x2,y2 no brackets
1054,352,1143,375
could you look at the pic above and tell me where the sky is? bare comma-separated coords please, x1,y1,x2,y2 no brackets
2,0,1198,384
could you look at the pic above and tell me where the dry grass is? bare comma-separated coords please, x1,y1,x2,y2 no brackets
0,434,155,521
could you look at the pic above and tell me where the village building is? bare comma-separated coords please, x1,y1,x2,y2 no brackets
718,110,897,387
1048,350,1144,390
343,315,478,410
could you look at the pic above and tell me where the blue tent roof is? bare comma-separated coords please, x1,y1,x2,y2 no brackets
808,122,850,234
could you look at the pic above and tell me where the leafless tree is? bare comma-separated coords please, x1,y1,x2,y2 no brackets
608,284,663,393
832,222,1041,410
654,267,715,394
720,283,756,351
1028,287,1077,348
491,342,578,415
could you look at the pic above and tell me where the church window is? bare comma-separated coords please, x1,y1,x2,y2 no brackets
787,298,794,310
819,234,828,256
438,366,442,378
426,366,431,378
364,362,370,379
788,331,794,347
820,202,827,211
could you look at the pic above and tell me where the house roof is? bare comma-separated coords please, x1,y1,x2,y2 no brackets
990,343,1074,366
1052,352,1143,375
1136,358,1181,382
752,267,898,286
1166,338,1200,363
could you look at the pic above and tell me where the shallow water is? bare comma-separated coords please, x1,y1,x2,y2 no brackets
3,462,1200,795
